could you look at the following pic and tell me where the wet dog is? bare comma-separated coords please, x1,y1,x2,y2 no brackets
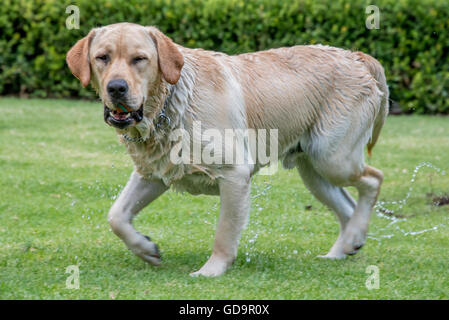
67,23,388,276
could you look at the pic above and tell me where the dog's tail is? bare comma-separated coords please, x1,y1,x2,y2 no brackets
355,51,389,157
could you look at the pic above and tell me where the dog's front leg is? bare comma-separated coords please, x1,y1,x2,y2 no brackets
191,166,251,277
108,170,168,265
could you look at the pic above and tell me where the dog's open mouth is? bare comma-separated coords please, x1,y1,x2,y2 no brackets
104,104,144,129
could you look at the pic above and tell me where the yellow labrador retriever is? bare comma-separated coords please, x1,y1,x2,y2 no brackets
67,23,388,277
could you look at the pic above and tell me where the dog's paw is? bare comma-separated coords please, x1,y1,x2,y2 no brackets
190,256,231,277
345,243,365,256
129,235,161,266
342,226,366,256
317,234,348,259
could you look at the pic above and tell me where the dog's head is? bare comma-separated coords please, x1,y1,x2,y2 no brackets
66,23,184,130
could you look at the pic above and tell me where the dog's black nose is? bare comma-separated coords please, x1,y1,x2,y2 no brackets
107,79,128,99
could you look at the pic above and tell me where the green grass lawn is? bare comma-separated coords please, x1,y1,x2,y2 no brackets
0,97,448,299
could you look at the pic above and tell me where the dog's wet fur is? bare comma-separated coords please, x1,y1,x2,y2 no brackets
67,23,388,277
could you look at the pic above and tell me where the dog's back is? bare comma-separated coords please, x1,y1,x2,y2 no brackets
214,45,388,157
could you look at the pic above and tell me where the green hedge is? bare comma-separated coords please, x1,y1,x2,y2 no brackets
1,0,448,113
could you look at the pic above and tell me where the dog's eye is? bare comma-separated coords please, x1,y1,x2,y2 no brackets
132,56,147,64
96,55,109,63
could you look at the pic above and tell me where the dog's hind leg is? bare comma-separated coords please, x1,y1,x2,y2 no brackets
108,170,168,265
191,165,251,277
340,165,383,255
296,155,356,258
309,146,384,257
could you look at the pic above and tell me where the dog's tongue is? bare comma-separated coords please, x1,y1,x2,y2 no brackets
113,112,128,120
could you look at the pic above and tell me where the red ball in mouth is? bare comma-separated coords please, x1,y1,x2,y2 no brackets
104,104,144,129
111,109,131,121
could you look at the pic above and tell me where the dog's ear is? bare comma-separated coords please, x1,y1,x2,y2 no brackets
148,27,184,84
66,30,96,87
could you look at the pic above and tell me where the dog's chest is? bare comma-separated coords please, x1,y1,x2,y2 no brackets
123,136,221,194
171,174,220,195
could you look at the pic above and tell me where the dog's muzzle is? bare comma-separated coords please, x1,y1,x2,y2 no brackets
104,104,144,129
